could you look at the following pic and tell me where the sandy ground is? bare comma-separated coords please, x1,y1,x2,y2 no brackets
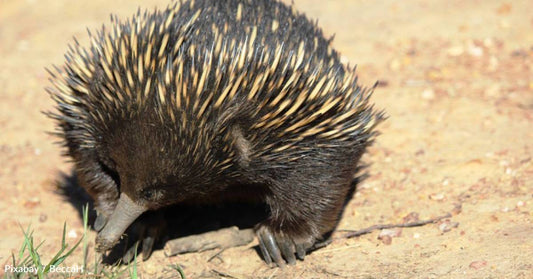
1,0,532,278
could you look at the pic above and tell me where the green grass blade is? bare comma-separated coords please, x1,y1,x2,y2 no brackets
61,222,66,247
128,243,139,279
82,204,89,274
51,233,83,267
26,234,41,269
43,223,69,273
18,225,32,260
170,264,186,279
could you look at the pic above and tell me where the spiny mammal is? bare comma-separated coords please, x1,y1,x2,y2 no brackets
46,0,384,266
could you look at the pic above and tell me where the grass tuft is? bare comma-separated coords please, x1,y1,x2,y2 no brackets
2,204,180,279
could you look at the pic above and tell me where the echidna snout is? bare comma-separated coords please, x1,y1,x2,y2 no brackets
94,194,146,253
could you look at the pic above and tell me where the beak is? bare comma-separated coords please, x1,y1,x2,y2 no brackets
95,193,146,252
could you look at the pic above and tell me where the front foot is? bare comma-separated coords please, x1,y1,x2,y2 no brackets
96,211,167,263
123,211,167,262
256,224,314,267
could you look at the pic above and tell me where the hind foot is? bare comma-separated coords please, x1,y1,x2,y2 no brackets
256,224,315,267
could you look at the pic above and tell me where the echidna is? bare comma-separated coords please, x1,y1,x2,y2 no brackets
46,0,384,267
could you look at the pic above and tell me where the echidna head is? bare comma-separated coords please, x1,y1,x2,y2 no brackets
94,113,211,251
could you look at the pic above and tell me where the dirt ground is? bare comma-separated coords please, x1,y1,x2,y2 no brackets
1,0,532,278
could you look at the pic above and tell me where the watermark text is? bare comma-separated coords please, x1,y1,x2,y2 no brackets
4,265,84,274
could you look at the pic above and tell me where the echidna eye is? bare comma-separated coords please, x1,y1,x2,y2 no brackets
141,189,155,200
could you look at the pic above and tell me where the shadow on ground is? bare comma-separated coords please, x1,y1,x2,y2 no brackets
53,169,364,264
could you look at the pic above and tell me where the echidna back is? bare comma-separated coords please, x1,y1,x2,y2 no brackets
50,0,380,169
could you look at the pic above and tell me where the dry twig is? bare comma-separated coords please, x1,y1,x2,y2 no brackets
339,213,452,238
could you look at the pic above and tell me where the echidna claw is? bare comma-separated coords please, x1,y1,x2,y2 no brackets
94,212,108,232
295,243,306,260
279,239,296,265
258,226,284,267
120,211,166,263
256,225,310,267
257,229,272,265
141,235,155,261
122,240,140,263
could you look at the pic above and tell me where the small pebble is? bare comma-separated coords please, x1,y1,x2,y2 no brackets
467,45,483,57
24,197,41,209
469,260,487,270
413,233,421,239
389,58,401,71
451,203,462,215
403,212,420,223
378,228,402,245
379,228,402,238
421,89,435,100
67,229,78,239
429,193,445,201
483,37,494,48
39,213,47,222
439,220,459,233
378,235,392,245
